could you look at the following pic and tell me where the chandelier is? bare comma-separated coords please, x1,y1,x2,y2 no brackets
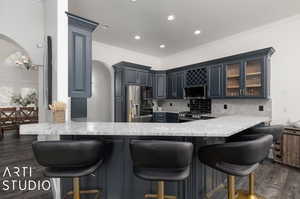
15,55,41,71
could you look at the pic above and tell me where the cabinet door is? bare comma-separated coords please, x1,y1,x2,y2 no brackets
115,97,124,122
208,65,223,98
155,73,167,99
147,72,153,87
243,58,265,97
139,71,148,86
125,68,138,84
176,72,184,99
68,26,92,97
224,62,243,97
71,98,87,119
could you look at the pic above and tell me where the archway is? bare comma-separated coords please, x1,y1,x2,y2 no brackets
87,60,112,122
0,34,38,108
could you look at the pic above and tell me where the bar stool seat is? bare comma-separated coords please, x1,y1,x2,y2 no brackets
32,140,105,199
130,140,193,199
198,135,273,199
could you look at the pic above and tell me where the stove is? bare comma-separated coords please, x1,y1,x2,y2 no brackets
178,111,215,122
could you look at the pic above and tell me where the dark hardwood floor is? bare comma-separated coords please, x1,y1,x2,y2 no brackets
0,130,52,199
0,131,299,199
211,158,300,199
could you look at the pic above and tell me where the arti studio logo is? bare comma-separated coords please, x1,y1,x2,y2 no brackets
1,167,51,192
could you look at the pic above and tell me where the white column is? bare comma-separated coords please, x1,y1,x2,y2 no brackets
43,0,68,198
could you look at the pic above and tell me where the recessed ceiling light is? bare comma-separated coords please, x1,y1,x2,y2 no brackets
131,0,137,2
194,30,201,35
160,44,166,48
167,15,176,21
134,35,141,40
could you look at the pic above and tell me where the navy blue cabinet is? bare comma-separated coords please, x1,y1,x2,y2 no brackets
67,12,98,98
167,71,184,99
153,71,167,99
153,112,179,123
124,68,139,84
139,70,149,86
153,112,166,122
114,68,125,122
124,68,150,86
208,65,223,98
224,56,268,98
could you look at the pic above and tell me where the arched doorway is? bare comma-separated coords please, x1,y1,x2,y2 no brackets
87,60,112,122
0,34,38,108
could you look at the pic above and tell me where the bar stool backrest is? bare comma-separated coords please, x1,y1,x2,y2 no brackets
130,140,193,169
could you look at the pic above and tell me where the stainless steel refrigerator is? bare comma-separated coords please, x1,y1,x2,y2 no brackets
126,85,152,122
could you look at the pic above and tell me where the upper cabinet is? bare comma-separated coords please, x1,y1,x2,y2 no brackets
153,71,167,99
208,65,223,98
243,58,265,97
167,71,184,99
224,61,243,97
224,56,268,98
185,67,207,87
67,12,98,98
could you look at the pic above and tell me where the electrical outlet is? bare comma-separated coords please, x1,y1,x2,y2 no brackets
170,103,173,106
259,105,264,111
224,104,228,109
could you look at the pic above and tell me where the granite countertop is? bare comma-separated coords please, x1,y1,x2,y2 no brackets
20,115,269,137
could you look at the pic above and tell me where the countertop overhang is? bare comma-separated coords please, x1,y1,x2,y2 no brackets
20,115,269,137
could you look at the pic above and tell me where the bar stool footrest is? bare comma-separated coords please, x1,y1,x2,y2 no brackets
145,194,176,199
64,189,101,199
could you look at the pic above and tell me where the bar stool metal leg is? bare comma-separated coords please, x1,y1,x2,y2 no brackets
236,173,265,199
144,181,176,199
63,177,101,199
227,175,236,199
158,181,164,199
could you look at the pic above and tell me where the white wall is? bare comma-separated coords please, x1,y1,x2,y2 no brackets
87,61,112,122
0,0,44,65
160,15,300,124
0,0,44,117
0,57,38,106
92,41,161,120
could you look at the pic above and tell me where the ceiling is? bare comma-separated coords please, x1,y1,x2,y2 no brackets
69,0,300,57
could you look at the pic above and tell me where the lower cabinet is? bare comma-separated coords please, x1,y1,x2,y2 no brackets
166,112,179,123
153,112,166,123
153,112,179,123
71,98,87,119
61,137,226,199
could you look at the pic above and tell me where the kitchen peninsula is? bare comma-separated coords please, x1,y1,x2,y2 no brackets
20,115,269,199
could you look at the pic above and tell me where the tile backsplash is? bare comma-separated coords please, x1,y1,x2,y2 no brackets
153,98,272,118
153,99,189,112
211,99,272,117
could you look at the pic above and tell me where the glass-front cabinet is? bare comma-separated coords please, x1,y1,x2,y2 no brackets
224,57,266,98
244,58,264,97
225,62,242,97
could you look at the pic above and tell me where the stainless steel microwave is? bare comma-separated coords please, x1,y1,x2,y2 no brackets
184,85,207,99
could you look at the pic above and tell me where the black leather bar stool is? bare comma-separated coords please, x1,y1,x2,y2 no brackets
198,135,273,199
32,140,105,199
228,125,284,143
130,140,193,199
